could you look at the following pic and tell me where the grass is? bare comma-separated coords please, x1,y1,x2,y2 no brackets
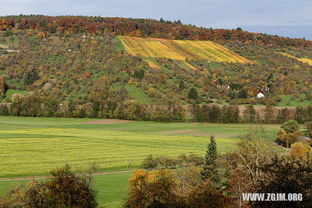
0,116,281,178
118,36,250,64
124,84,152,104
0,116,282,207
4,89,31,101
277,95,312,107
111,83,152,104
0,172,131,208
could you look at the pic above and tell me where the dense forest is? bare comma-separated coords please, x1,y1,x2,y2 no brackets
0,15,312,122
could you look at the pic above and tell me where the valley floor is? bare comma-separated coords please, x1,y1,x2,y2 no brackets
0,116,282,207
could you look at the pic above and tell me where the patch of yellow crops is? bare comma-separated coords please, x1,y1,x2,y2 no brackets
119,36,250,64
277,52,312,65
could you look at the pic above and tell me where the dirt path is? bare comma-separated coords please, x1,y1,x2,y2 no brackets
0,170,134,182
82,119,133,125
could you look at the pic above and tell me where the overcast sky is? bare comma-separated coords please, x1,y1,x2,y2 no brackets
0,0,311,40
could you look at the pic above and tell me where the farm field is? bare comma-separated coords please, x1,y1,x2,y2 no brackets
0,116,281,178
277,52,312,65
118,36,251,64
0,116,282,207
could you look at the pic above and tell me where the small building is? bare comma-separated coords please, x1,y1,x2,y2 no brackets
256,91,265,99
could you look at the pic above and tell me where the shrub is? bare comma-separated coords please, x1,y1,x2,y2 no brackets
141,154,204,170
281,120,300,133
141,154,158,169
276,129,301,148
304,121,312,138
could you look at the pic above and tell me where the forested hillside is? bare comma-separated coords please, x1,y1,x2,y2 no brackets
0,15,312,122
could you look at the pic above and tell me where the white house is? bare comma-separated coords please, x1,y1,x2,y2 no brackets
256,92,265,99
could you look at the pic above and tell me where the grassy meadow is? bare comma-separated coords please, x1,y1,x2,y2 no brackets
0,116,282,207
118,36,251,64
277,95,312,107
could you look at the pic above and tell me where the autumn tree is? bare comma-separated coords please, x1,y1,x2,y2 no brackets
295,106,306,124
290,142,311,159
276,120,301,148
126,169,177,208
209,105,222,123
255,156,312,208
186,181,230,208
277,108,292,124
264,105,276,124
243,105,256,123
0,165,97,208
236,136,271,187
0,76,8,99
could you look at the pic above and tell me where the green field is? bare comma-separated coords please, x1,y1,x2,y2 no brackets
0,116,281,178
0,116,281,207
124,84,152,104
277,95,312,107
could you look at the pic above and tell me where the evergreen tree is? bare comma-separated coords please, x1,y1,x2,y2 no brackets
24,69,39,85
179,80,186,90
188,87,199,101
238,88,248,99
201,136,219,182
133,69,144,79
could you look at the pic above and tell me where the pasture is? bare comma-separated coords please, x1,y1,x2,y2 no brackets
0,116,281,207
118,36,250,64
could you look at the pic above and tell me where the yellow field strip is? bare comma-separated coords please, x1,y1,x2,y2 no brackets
277,52,312,65
118,36,250,64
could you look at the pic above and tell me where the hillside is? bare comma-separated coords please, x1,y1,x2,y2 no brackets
0,16,312,120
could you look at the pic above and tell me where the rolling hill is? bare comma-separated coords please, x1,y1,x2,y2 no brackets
0,15,312,120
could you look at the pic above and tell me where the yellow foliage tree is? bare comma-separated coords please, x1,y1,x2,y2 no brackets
126,169,176,208
290,142,310,159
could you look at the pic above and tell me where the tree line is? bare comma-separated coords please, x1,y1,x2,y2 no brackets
1,15,311,47
2,97,312,125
